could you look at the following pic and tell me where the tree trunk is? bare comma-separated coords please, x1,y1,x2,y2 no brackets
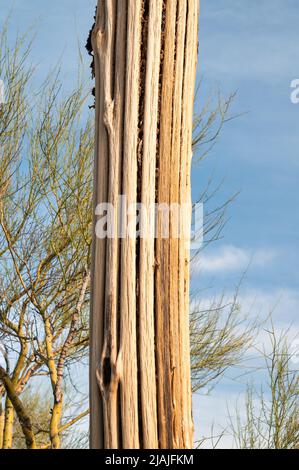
3,398,14,449
90,0,199,449
0,401,5,448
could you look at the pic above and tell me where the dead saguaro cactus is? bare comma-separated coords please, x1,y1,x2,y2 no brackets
90,0,199,449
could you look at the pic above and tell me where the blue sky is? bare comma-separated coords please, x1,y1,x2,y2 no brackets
1,0,298,448
190,0,299,330
193,0,299,349
195,0,299,291
193,0,299,446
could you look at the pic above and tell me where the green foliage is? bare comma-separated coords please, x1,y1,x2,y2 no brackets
190,292,254,392
229,326,299,449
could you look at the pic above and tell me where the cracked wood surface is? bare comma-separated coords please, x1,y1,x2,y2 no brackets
90,0,199,449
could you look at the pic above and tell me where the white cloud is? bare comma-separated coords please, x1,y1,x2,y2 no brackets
237,287,299,325
193,286,299,325
194,245,277,274
193,391,245,449
191,286,299,367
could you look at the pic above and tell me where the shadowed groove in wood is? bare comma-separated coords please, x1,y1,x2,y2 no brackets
155,0,177,448
138,0,163,449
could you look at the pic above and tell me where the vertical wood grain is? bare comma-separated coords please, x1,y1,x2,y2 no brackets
91,0,199,449
138,0,163,449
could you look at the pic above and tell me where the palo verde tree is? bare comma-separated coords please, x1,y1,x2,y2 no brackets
0,28,91,449
229,326,299,449
89,0,199,449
